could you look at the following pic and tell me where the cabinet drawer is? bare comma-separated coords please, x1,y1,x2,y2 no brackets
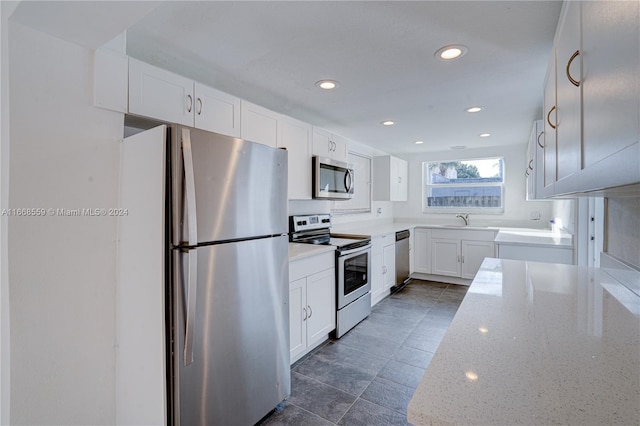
289,252,334,282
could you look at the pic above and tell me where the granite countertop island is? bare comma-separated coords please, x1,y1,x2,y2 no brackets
408,258,640,425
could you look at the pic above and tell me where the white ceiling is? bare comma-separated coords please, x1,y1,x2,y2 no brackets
12,1,563,155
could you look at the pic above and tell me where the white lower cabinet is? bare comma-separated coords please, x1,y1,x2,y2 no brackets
461,240,496,279
289,252,335,364
413,228,431,274
429,229,497,281
371,233,396,306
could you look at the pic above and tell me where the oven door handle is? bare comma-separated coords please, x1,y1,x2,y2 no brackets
338,244,371,256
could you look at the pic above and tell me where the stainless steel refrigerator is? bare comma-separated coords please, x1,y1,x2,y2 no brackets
168,125,290,425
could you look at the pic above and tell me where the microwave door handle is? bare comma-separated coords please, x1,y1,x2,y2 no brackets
181,127,198,366
344,170,353,193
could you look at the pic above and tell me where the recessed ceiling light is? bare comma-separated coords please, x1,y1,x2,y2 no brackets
466,106,484,113
414,140,424,145
435,44,468,61
479,133,491,138
450,145,467,150
315,80,338,90
381,120,395,126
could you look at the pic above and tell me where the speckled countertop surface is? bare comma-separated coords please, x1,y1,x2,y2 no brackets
494,228,573,248
288,242,335,261
408,258,640,425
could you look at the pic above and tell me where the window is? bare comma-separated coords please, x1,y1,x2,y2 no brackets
332,152,371,214
422,157,505,213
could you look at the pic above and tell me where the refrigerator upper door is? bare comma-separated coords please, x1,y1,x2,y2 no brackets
172,235,290,426
172,125,288,246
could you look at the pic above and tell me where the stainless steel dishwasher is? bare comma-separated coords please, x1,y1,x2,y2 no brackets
392,229,411,293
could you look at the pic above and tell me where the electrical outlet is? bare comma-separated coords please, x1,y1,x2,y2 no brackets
530,211,541,220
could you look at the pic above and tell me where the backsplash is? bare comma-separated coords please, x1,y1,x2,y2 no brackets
606,197,640,269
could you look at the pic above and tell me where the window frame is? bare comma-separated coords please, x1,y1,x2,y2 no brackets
421,157,505,214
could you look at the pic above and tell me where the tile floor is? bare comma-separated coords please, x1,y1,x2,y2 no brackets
259,280,468,426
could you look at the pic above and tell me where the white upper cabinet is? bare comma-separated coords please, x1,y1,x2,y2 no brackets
240,101,278,147
580,0,639,188
277,115,312,200
542,52,557,198
129,57,194,126
312,128,349,163
542,0,639,196
554,0,582,183
128,58,242,137
526,120,544,200
194,82,241,137
373,155,408,201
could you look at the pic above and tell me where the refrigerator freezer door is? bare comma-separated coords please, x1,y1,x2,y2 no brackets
172,125,288,246
173,235,290,426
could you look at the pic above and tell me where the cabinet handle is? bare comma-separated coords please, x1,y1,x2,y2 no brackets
302,307,307,321
525,170,530,177
382,265,387,274
457,255,461,263
186,94,193,113
462,256,465,263
196,97,203,116
537,131,544,149
307,305,312,319
528,159,533,170
547,106,556,130
398,177,402,184
566,50,581,87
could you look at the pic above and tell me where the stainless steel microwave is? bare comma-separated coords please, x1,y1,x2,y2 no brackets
312,156,354,200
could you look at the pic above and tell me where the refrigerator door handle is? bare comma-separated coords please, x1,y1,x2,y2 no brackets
183,249,197,366
181,127,198,246
181,127,198,366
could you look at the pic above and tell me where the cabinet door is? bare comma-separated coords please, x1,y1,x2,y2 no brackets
526,122,544,201
278,116,312,200
305,269,335,346
330,133,349,163
382,243,396,291
395,158,408,201
413,228,431,274
128,58,194,126
542,53,557,197
431,238,461,277
194,83,241,137
240,101,278,147
555,1,582,182
581,1,639,171
312,128,332,158
370,250,385,305
289,278,307,363
461,241,495,279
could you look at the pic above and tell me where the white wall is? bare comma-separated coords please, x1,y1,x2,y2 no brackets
393,144,554,228
8,22,123,424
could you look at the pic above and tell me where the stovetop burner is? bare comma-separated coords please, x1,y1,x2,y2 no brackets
289,214,371,250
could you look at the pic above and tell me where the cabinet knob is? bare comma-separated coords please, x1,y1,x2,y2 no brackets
537,131,545,149
547,106,557,130
566,50,581,87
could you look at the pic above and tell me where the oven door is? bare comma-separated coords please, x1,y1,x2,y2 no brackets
337,245,371,309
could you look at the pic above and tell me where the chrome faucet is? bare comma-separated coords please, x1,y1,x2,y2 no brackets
456,213,470,226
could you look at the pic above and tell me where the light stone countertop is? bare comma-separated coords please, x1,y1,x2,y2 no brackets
494,228,573,248
331,221,416,237
408,258,640,426
288,242,335,261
